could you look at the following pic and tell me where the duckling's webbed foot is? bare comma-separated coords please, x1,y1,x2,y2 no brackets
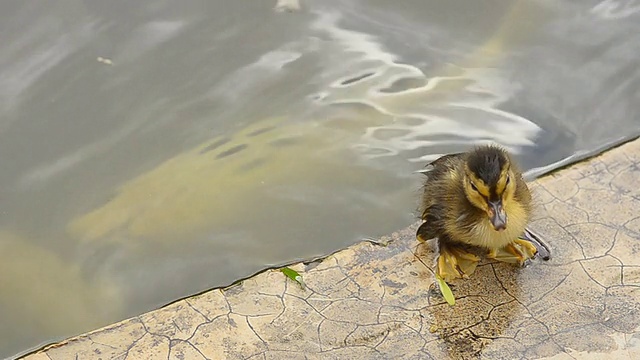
522,228,551,261
488,239,538,266
437,239,480,282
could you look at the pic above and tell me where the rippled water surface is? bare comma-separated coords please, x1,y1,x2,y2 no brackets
2,0,640,357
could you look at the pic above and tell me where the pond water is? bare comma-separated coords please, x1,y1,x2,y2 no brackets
1,0,639,358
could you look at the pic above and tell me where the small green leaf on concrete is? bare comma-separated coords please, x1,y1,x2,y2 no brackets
436,275,455,306
281,267,305,289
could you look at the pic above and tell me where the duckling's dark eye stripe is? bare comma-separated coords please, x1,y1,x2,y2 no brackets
467,172,492,196
470,181,485,195
471,182,489,201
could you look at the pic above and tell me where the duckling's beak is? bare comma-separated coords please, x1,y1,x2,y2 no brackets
488,200,507,231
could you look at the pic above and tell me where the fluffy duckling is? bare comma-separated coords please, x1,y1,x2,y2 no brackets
416,144,545,282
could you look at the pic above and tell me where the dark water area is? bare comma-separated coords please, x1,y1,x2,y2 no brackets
1,0,639,357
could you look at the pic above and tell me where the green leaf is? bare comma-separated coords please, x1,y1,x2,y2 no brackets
435,275,455,306
281,267,305,289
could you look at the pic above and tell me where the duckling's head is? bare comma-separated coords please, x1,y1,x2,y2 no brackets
462,145,517,232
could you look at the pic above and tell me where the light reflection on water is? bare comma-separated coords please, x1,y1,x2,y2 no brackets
1,0,640,357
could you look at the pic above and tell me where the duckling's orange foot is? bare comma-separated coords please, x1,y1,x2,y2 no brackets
488,239,538,266
437,244,481,282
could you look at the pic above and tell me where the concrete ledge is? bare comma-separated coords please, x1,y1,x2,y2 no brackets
23,139,640,360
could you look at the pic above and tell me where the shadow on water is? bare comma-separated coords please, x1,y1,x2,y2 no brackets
1,0,640,357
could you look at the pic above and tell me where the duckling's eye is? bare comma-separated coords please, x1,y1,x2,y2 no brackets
506,175,511,185
470,182,479,192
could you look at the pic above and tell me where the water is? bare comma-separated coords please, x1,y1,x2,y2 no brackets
1,0,639,357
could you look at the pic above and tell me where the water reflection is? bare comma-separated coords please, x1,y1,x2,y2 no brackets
1,0,640,358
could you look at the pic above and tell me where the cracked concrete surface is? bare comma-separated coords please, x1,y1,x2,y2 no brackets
22,139,640,360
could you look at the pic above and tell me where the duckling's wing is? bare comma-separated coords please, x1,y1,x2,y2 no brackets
418,152,465,239
423,153,464,173
430,152,464,166
418,203,445,239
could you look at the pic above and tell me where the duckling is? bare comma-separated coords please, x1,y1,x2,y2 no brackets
416,144,545,282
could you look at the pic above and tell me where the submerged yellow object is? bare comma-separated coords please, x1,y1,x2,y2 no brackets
0,231,121,351
67,116,362,243
69,118,295,240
